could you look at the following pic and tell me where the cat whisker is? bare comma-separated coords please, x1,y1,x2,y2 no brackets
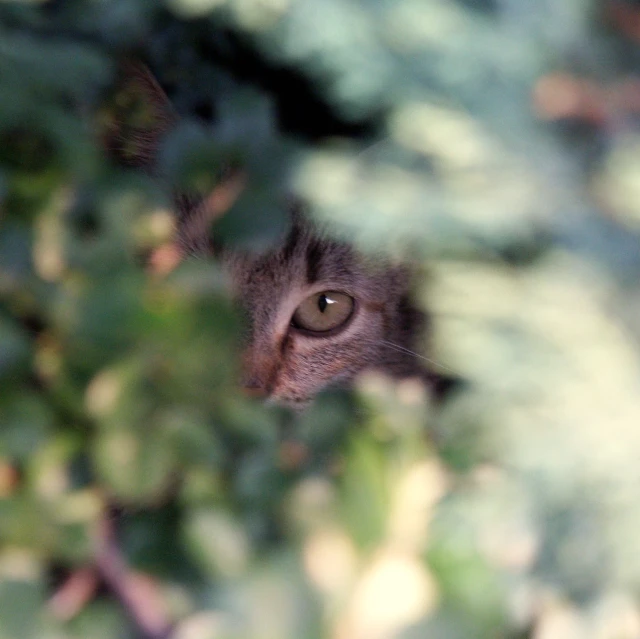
378,339,455,374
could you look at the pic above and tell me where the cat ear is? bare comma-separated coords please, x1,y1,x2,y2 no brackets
100,60,177,171
101,61,248,270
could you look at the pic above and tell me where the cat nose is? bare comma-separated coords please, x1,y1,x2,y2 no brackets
241,377,269,398
241,346,277,399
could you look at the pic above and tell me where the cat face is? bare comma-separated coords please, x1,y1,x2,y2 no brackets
219,217,425,407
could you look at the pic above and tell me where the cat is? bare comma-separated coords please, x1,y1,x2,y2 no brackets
103,61,450,407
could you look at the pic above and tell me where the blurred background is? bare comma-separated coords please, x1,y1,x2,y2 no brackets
2,0,640,637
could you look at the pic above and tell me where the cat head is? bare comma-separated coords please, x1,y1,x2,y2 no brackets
218,214,426,406
105,61,432,407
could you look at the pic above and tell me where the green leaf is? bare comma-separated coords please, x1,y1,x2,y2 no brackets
0,393,53,461
0,578,43,639
340,433,389,549
211,188,290,252
0,315,30,386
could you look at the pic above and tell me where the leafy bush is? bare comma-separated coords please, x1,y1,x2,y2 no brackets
2,1,640,638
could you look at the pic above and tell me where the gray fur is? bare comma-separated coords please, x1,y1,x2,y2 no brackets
216,216,428,406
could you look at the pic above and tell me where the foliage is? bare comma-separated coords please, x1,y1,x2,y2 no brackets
2,1,640,638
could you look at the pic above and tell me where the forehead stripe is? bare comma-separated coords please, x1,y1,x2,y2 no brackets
306,240,323,284
281,222,302,262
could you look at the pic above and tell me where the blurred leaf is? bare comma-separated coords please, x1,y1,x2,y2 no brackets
0,578,43,639
341,433,389,550
211,188,290,251
0,315,31,386
161,124,227,195
93,426,177,504
183,507,251,578
0,222,33,290
0,393,53,461
65,600,137,639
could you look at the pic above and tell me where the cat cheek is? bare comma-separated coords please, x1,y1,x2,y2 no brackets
273,349,355,402
264,355,315,402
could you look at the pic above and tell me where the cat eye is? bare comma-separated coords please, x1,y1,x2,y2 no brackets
291,291,355,334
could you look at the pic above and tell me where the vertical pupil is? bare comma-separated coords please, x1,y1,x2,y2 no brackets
318,294,328,313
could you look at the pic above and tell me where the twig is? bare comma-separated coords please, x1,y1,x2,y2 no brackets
48,567,99,621
94,515,173,639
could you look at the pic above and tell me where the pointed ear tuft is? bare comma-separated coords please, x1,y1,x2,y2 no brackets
99,60,177,170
